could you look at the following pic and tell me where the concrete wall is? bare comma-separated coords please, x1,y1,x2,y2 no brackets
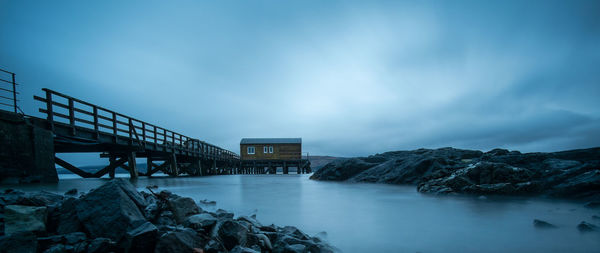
0,111,57,183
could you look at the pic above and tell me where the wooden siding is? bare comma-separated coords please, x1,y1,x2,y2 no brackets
240,143,301,160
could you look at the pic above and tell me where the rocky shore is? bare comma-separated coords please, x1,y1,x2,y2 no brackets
310,147,600,199
0,179,336,253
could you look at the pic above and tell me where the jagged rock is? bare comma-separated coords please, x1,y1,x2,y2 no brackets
154,229,203,253
215,209,234,219
64,189,77,196
577,221,598,232
592,215,600,220
238,215,262,229
312,147,600,198
4,205,47,235
255,233,273,250
284,244,306,253
0,231,38,253
74,179,146,241
533,219,557,229
167,195,201,223
86,238,116,253
217,220,249,250
280,226,309,240
125,221,158,253
42,244,67,253
184,213,218,230
54,198,82,234
230,245,260,253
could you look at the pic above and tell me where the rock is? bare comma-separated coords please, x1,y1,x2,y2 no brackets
199,199,216,205
42,244,67,253
215,209,234,219
230,245,260,253
4,205,47,235
592,215,600,220
238,215,262,229
86,238,117,253
280,226,309,240
255,233,273,250
217,220,249,250
55,198,82,234
577,221,598,232
125,221,158,253
154,229,203,253
63,232,87,244
167,195,201,223
284,244,306,253
144,202,160,221
584,201,600,209
0,231,38,253
184,213,218,230
74,179,147,241
64,189,78,196
533,219,557,229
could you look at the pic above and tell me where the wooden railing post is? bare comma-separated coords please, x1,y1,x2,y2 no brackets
112,112,117,142
128,118,133,146
68,98,75,135
45,90,54,131
142,122,146,142
93,106,99,140
153,125,157,149
11,73,16,113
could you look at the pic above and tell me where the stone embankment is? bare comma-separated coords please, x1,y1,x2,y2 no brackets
0,179,336,253
310,147,600,199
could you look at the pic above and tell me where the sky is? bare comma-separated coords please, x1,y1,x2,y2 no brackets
1,0,599,165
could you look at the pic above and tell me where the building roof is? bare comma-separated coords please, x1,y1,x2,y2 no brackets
240,138,302,144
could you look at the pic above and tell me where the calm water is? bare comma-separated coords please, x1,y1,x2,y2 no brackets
3,174,600,253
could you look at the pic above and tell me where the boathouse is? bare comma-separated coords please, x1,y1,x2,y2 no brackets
239,138,311,174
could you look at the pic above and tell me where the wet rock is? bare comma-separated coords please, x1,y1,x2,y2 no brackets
54,198,82,234
217,220,249,250
184,213,218,230
86,238,117,253
125,221,158,253
4,205,47,235
42,244,67,253
215,209,234,219
280,226,310,240
63,232,87,244
199,199,216,205
0,231,37,253
577,221,598,232
533,219,557,229
74,179,146,241
64,189,77,196
284,244,306,253
238,215,262,229
592,215,600,220
230,245,260,253
154,229,203,253
255,233,273,250
583,201,600,209
167,195,201,223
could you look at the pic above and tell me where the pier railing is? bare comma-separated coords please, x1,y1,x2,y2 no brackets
0,68,19,113
34,88,239,160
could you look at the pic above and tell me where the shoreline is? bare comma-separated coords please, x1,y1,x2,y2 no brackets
0,179,337,253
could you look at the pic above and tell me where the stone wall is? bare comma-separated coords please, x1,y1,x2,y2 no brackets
0,110,57,183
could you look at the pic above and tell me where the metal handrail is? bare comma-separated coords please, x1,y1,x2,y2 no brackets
0,68,18,113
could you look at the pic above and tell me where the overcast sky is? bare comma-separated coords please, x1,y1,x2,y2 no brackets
1,0,599,165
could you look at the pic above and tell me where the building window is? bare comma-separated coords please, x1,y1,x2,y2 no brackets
264,146,268,154
247,146,255,154
269,146,273,153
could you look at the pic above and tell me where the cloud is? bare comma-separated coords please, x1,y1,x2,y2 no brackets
1,0,599,164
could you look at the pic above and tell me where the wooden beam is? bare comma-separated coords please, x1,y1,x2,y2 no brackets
93,157,127,178
55,157,94,178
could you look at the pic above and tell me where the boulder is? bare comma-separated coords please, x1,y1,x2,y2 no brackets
125,221,158,253
54,198,82,234
42,244,67,253
167,195,201,223
533,219,557,229
154,229,203,253
577,221,598,232
184,213,218,230
280,226,309,240
284,244,306,253
230,245,260,253
4,205,47,235
0,231,38,253
74,179,147,241
64,189,78,196
215,209,234,219
86,238,117,253
217,220,249,250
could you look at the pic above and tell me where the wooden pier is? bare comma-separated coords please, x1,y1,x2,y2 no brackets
32,88,241,179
